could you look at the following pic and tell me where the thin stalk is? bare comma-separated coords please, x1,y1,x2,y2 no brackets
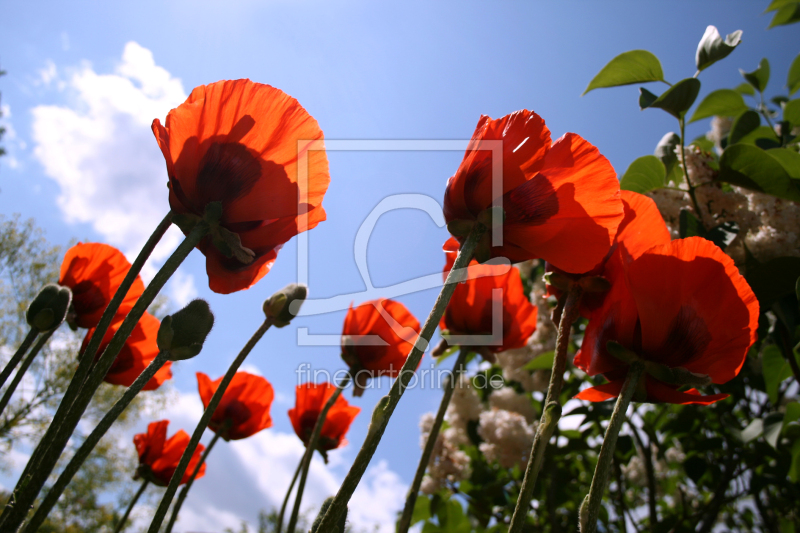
629,417,657,530
397,348,469,533
579,361,646,533
1,215,202,532
164,431,222,533
0,330,53,417
314,222,487,531
147,316,275,533
113,479,149,533
0,328,39,390
21,351,170,533
678,118,704,223
287,373,352,533
508,283,583,533
2,211,173,517
758,93,777,134
276,458,304,533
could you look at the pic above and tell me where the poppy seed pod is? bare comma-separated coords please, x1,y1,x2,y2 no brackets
311,497,347,533
26,284,72,332
263,283,308,327
158,299,215,361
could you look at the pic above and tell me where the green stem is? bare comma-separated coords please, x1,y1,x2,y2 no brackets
314,222,487,531
508,283,582,533
21,351,170,533
678,118,704,224
0,330,53,418
147,316,275,533
397,348,469,533
164,431,222,533
758,93,777,134
277,457,304,533
0,214,201,532
629,416,657,530
113,479,149,533
287,373,352,533
579,361,645,533
0,328,39,390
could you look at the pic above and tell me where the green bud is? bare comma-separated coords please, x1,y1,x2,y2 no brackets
26,284,72,332
160,299,215,361
262,283,308,327
311,497,347,533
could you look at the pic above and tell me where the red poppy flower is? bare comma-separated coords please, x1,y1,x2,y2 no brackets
59,242,145,329
133,420,206,486
288,382,360,456
440,237,537,355
546,190,672,316
196,371,274,440
443,110,623,274
341,299,421,396
152,79,331,294
80,312,172,390
574,237,759,405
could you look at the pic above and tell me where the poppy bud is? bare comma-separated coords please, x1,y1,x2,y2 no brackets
543,271,571,291
26,284,72,332
158,299,215,361
311,497,347,533
263,283,308,327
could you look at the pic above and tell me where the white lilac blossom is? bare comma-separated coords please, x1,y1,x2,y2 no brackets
488,387,536,423
419,413,472,494
477,408,536,469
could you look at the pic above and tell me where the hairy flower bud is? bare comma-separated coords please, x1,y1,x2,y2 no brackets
263,283,308,327
26,284,72,332
311,497,347,533
158,299,215,361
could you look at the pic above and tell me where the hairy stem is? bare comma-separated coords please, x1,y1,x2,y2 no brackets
0,330,53,418
147,316,274,533
165,431,222,533
113,479,149,533
314,222,486,531
397,348,468,533
0,328,38,390
579,361,645,533
678,118,704,224
508,283,583,533
277,458,304,533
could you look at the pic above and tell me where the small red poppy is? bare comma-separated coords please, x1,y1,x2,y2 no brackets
546,190,672,316
444,110,623,273
80,312,172,390
152,79,331,294
59,242,145,329
574,237,759,405
196,371,274,440
133,420,206,486
341,299,421,396
440,237,537,355
288,382,360,457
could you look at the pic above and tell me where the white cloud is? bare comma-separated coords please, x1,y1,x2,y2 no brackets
30,42,195,303
129,390,409,533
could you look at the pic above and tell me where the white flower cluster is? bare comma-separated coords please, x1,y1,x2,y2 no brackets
477,408,536,469
647,143,800,264
488,387,536,423
495,278,555,392
419,412,473,495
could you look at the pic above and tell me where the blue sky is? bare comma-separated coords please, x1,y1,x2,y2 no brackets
0,1,796,531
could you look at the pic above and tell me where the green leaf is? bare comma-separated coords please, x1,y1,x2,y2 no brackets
523,350,554,371
764,412,785,448
718,144,800,202
788,53,800,95
411,495,431,525
679,209,704,238
783,98,800,126
772,95,790,107
735,126,781,148
619,155,666,194
691,134,715,153
696,26,743,72
769,2,800,27
740,58,771,92
705,221,739,251
683,456,707,483
734,82,756,96
689,89,748,123
791,440,800,482
729,110,761,144
768,148,800,180
434,344,460,366
785,402,800,429
762,345,794,404
746,256,800,305
639,78,702,119
584,50,665,95
740,418,764,443
765,0,798,11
